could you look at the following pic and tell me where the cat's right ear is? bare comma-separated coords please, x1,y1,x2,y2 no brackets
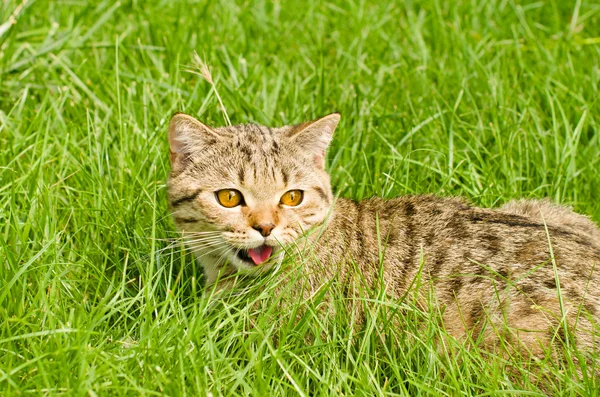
286,113,341,169
168,113,221,165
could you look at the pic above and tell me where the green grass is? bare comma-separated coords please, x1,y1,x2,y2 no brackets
2,0,600,395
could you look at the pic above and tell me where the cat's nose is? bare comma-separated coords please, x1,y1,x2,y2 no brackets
252,223,275,237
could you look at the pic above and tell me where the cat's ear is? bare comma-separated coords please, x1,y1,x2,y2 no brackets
168,113,221,164
286,113,340,168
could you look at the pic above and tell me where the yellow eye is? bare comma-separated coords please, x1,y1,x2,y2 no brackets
280,190,303,206
216,189,244,208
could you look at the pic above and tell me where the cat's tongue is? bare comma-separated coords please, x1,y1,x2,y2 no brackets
247,245,273,265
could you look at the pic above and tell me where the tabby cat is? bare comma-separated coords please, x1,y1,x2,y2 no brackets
167,112,600,357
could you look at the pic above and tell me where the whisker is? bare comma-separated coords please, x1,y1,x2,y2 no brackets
142,233,222,244
195,245,230,259
186,239,229,249
182,233,222,240
185,239,226,247
213,248,232,269
184,238,224,247
144,237,189,243
161,230,222,236
186,245,227,255
182,229,222,233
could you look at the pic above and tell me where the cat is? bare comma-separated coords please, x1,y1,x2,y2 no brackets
166,112,600,358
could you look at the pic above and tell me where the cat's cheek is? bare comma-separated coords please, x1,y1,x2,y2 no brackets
271,222,303,245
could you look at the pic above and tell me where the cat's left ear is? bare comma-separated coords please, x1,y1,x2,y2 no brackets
168,113,221,165
286,113,340,169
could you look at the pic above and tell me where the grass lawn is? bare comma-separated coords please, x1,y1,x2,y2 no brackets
2,0,600,395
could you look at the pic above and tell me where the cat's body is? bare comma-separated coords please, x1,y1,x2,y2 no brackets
167,112,600,357
309,196,600,356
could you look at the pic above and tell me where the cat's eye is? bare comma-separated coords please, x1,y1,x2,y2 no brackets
280,190,303,207
216,189,244,208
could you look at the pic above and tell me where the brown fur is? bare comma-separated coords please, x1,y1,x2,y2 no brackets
307,196,600,357
166,113,600,360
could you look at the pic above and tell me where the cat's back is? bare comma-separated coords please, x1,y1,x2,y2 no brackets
325,195,600,295
322,195,600,356
344,194,600,260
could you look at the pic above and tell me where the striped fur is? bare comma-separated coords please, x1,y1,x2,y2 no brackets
167,113,600,360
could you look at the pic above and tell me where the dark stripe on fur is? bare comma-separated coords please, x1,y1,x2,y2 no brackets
175,217,200,223
353,200,364,260
272,140,280,154
470,303,486,336
445,265,464,302
430,249,447,281
398,201,416,291
170,189,202,207
314,186,330,203
470,212,579,238
281,169,289,184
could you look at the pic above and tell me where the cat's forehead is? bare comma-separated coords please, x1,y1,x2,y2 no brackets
216,123,289,158
221,123,275,137
195,124,307,190
224,123,281,141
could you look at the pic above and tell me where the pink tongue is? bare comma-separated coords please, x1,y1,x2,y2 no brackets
247,245,273,265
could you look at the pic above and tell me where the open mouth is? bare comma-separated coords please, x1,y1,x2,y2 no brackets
237,244,274,266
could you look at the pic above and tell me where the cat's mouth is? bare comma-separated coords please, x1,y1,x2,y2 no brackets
237,244,274,266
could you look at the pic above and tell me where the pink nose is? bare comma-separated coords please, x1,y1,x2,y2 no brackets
252,223,275,237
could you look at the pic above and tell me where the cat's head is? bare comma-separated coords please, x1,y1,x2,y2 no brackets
166,112,340,275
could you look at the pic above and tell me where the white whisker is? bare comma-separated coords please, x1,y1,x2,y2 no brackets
184,238,224,245
185,239,226,247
